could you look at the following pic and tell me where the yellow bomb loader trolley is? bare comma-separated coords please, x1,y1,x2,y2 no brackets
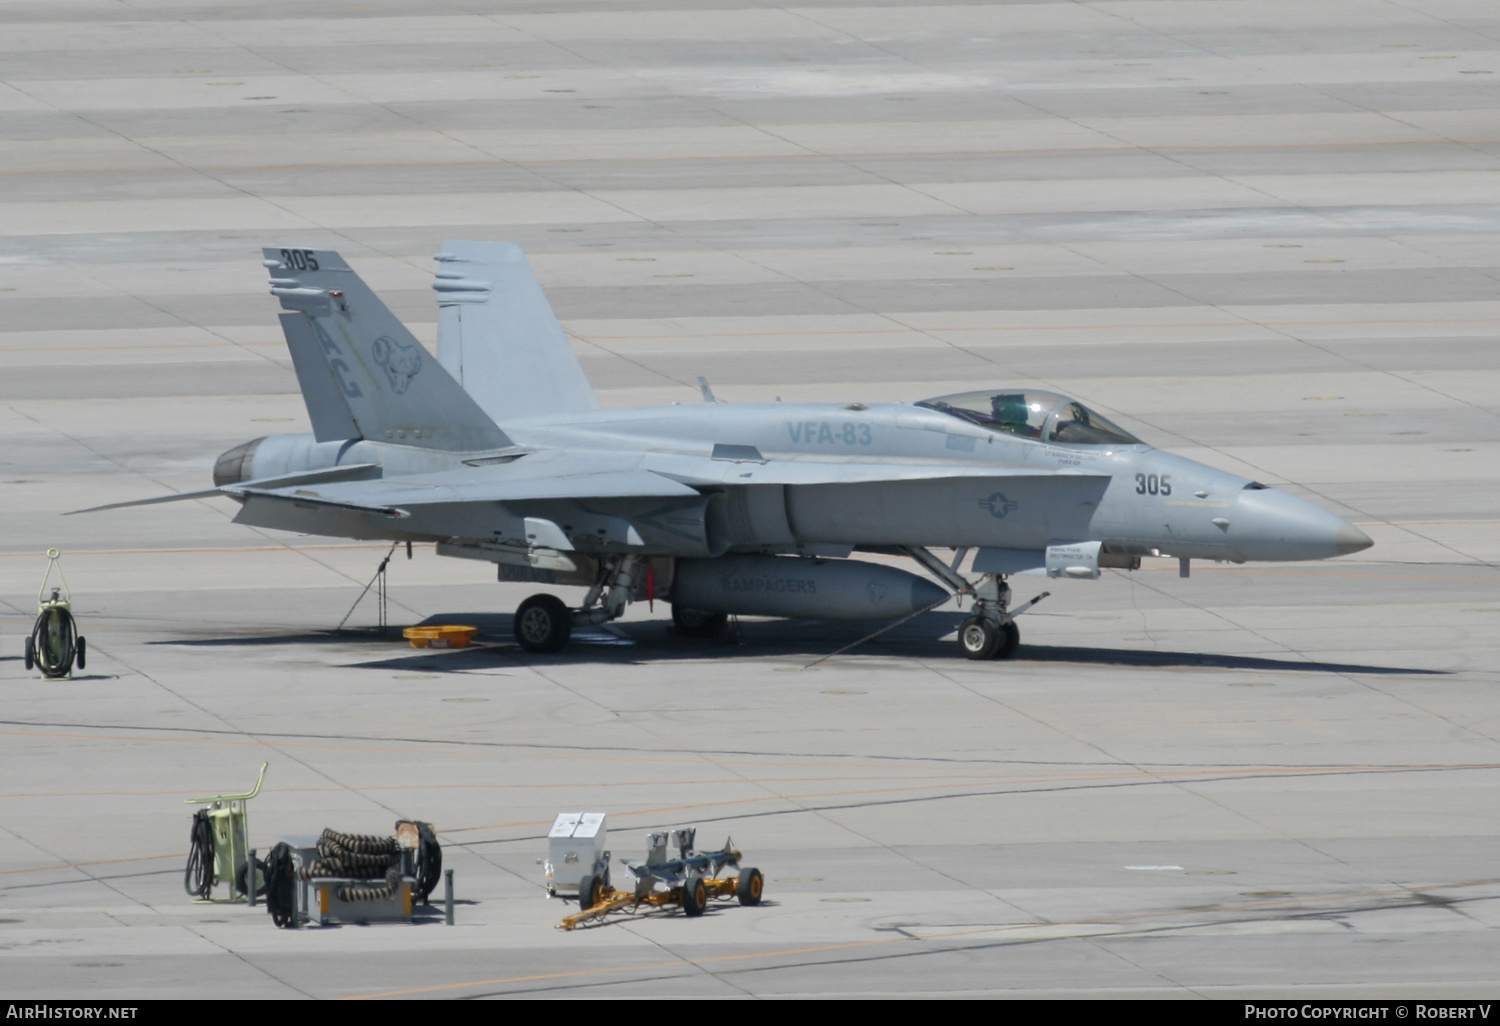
559,826,763,930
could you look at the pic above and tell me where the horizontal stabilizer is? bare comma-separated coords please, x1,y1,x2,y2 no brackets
67,464,379,515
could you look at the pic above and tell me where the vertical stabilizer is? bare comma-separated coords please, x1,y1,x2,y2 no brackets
280,312,359,442
264,247,511,452
433,241,600,424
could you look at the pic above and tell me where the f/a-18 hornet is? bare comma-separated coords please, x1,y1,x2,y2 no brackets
82,242,1373,659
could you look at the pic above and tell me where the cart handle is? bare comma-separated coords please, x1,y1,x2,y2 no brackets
184,762,268,804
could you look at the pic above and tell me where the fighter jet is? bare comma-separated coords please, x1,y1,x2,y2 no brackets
79,242,1373,659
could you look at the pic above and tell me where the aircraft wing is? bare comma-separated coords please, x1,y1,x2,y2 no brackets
241,451,1105,514
247,451,699,512
646,452,1110,487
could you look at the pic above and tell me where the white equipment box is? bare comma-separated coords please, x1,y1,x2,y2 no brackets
545,812,609,899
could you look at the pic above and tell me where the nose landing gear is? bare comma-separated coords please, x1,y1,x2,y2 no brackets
958,616,1020,660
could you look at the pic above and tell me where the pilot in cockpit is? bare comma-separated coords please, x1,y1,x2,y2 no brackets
1052,402,1108,444
990,393,1038,437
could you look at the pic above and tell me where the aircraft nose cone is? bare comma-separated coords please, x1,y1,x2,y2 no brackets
1232,487,1374,562
1336,523,1374,555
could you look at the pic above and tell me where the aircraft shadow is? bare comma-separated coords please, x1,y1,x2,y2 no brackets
146,611,1441,677
336,612,1443,677
146,612,1442,677
152,627,426,647
1014,645,1445,676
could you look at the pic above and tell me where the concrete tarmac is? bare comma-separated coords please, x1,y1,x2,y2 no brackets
2,0,1498,1000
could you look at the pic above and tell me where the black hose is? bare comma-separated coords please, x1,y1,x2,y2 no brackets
318,829,397,855
31,606,76,679
301,829,401,880
298,856,395,880
337,868,403,903
184,809,214,899
296,824,443,906
264,843,297,929
403,820,442,904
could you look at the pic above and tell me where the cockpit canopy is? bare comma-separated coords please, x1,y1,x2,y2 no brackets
914,389,1143,446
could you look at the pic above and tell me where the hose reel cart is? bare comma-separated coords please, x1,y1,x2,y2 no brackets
263,820,442,927
184,763,267,902
24,549,86,679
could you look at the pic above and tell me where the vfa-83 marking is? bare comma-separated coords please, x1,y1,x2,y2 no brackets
787,421,873,446
78,242,1373,661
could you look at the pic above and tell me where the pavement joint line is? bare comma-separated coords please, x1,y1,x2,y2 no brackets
340,876,1500,1000
8,726,1493,775
11,136,1500,182
13,761,1498,878
14,768,1500,876
9,314,1500,351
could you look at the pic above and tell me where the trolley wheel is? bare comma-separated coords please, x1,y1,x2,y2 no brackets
671,605,727,638
75,637,86,671
577,873,603,910
23,636,33,671
958,616,999,660
682,874,708,916
736,867,764,906
991,620,1020,660
513,594,572,653
235,856,268,898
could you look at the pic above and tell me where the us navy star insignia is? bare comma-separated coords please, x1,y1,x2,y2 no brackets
979,492,1019,519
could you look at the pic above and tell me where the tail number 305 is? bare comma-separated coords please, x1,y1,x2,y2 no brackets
1136,473,1171,496
281,249,319,271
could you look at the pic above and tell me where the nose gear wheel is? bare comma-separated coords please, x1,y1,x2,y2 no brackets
514,594,572,653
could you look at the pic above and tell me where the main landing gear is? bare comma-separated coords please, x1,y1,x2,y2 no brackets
902,546,1048,661
512,555,644,654
670,604,727,639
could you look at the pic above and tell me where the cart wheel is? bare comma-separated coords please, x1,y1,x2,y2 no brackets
76,637,86,671
682,874,708,916
235,856,268,898
578,873,603,910
735,867,764,906
23,636,33,671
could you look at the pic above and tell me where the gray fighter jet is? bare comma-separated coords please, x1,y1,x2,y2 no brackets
80,243,1373,659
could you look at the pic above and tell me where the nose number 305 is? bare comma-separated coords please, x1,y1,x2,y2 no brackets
1136,473,1172,496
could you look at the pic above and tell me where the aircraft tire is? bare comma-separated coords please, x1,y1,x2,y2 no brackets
682,874,708,916
671,604,728,638
736,867,763,906
991,621,1020,660
958,616,999,660
514,594,572,653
